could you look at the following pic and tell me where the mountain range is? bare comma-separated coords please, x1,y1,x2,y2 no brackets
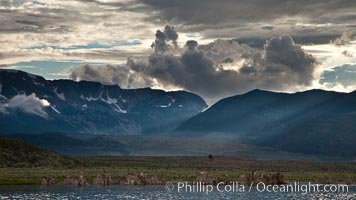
174,89,356,157
1,69,356,159
0,69,207,135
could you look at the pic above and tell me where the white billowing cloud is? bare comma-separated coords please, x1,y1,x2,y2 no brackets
0,93,51,118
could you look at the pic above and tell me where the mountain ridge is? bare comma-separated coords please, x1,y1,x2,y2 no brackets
0,69,207,135
2,69,356,158
174,89,356,157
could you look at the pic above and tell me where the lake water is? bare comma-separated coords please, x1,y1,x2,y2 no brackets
0,185,355,199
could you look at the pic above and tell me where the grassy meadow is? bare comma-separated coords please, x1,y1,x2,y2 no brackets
0,156,355,185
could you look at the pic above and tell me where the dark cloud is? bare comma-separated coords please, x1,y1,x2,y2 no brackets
185,40,198,51
132,0,356,41
69,26,319,102
0,5,84,33
138,0,356,25
0,1,143,35
152,25,178,53
235,34,341,49
263,36,317,85
262,26,274,30
342,50,353,57
125,27,319,101
163,25,178,45
222,57,234,63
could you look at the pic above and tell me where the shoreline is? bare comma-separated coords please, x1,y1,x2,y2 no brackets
1,182,356,187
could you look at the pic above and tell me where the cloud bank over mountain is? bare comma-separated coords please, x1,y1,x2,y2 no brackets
0,1,355,101
70,26,319,102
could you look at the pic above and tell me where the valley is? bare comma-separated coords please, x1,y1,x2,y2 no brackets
1,69,356,161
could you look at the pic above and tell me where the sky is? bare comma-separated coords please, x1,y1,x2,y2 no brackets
1,0,356,103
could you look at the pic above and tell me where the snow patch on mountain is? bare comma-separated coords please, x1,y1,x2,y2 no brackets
80,93,101,102
120,97,127,103
0,84,7,100
101,91,118,104
33,80,44,87
159,102,171,108
54,87,66,101
113,103,127,113
81,90,123,104
51,106,61,114
157,96,176,108
79,90,127,113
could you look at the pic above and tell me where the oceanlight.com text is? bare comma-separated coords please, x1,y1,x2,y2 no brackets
165,182,349,195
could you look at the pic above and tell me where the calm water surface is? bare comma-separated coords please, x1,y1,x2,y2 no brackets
0,185,355,200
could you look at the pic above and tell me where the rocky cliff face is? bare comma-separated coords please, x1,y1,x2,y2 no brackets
0,69,207,135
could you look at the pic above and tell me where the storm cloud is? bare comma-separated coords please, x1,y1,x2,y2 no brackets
138,0,356,26
128,33,318,101
152,25,179,53
1,0,355,77
72,26,319,102
1,1,354,101
136,0,356,40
